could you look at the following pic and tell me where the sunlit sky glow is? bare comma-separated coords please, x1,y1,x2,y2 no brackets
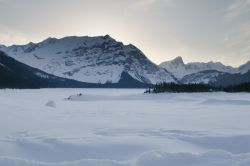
0,0,249,66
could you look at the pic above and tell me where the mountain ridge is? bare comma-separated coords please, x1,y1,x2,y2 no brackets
1,35,250,87
0,35,176,85
159,56,241,79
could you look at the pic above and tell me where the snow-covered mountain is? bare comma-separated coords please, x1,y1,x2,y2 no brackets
0,51,151,88
160,56,250,85
158,56,187,79
181,70,226,84
0,35,176,84
239,61,250,74
159,56,237,79
0,51,92,88
181,70,250,86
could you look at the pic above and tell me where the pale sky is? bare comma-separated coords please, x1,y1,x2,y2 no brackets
0,0,249,66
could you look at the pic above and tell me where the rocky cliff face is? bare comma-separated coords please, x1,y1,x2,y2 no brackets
1,35,176,84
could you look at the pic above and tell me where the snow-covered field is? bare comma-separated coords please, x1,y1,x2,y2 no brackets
1,89,250,166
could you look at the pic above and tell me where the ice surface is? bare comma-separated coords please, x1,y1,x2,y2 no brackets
0,89,250,165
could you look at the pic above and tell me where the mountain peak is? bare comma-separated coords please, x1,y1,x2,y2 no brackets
172,56,184,65
103,34,112,39
160,56,185,67
40,37,58,46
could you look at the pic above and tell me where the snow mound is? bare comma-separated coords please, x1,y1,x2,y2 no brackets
45,100,56,108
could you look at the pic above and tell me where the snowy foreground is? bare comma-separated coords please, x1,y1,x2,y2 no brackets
1,89,250,166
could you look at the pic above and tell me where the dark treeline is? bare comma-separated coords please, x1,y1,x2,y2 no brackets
145,82,250,93
223,82,250,92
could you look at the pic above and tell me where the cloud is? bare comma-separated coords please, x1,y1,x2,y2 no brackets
134,0,158,7
221,0,250,64
0,26,28,46
220,22,250,64
225,0,250,21
130,0,172,11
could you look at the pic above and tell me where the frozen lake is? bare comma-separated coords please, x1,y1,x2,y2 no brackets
0,88,250,166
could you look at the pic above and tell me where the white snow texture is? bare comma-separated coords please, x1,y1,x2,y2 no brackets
0,36,175,84
0,89,250,165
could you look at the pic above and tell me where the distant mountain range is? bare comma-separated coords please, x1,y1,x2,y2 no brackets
0,35,249,88
159,56,237,79
160,56,250,85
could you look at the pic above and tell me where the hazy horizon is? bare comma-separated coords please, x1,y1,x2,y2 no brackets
0,0,249,67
